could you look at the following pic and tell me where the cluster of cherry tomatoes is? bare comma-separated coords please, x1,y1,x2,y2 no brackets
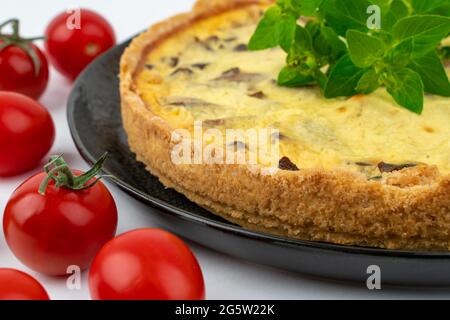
0,9,116,176
0,9,205,300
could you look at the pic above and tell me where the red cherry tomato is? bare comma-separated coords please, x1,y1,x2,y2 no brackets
45,9,116,80
89,229,205,300
0,42,49,100
0,19,49,99
0,268,49,300
3,155,118,276
0,92,55,177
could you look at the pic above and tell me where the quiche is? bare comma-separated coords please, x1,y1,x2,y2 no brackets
120,0,450,250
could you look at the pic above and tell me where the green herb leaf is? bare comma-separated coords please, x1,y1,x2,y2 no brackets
314,69,328,89
278,14,298,52
409,50,450,96
248,6,297,52
291,25,313,53
347,30,385,68
324,54,366,98
278,66,315,87
312,25,347,61
429,3,450,17
249,0,450,114
383,0,409,30
286,0,324,16
284,26,324,87
383,0,411,30
356,69,380,94
320,0,371,36
411,0,449,14
248,7,282,50
392,15,450,57
391,0,410,17
385,38,414,69
370,0,391,11
441,46,450,59
385,68,424,114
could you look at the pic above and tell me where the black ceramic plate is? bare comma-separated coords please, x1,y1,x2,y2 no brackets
68,40,450,286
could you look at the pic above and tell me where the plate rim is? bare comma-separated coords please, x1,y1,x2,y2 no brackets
67,39,450,261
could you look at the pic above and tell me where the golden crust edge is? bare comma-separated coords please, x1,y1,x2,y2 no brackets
120,0,450,250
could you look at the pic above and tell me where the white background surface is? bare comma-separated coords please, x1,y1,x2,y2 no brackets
1,0,450,300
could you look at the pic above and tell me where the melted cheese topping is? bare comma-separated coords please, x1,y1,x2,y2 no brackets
135,6,450,175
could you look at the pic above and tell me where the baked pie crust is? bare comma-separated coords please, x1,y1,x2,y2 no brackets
120,0,450,250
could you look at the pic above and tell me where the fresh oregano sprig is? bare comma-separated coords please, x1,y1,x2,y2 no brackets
248,0,450,114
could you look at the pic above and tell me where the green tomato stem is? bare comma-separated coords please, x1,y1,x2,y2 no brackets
39,153,109,196
0,18,43,76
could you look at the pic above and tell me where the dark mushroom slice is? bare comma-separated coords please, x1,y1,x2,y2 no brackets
145,64,155,70
227,141,247,150
271,132,290,142
355,162,374,167
231,21,244,28
234,44,248,51
194,36,214,51
170,67,194,76
351,162,380,178
224,36,238,42
203,116,255,128
191,63,210,70
214,68,265,82
378,162,418,173
206,35,220,42
279,157,300,171
161,56,179,68
168,57,179,68
248,91,266,99
204,119,226,127
164,96,220,108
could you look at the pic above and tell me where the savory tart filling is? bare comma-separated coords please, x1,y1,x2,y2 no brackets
121,0,450,250
133,6,450,178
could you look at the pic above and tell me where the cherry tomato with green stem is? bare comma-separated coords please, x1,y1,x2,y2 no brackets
3,154,118,276
0,19,49,99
